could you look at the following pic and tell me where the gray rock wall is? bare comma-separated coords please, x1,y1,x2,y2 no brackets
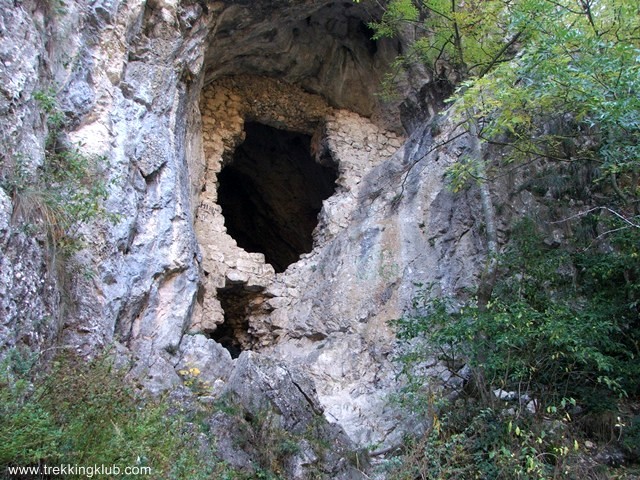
259,119,487,447
1,0,64,358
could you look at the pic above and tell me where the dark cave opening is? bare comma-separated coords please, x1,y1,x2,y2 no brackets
217,122,338,273
209,317,243,359
212,283,266,359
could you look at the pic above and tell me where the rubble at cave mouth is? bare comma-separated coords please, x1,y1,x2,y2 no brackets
217,122,338,273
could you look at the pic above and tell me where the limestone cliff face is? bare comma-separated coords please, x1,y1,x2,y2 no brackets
0,0,490,455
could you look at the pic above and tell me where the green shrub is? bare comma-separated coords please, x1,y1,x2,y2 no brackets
0,348,350,479
393,217,639,411
0,350,243,479
386,216,640,478
381,398,584,480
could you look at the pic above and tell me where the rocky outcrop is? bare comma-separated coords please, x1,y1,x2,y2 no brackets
202,350,367,479
257,118,487,447
0,0,492,468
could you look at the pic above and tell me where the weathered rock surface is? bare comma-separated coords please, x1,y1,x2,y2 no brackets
176,333,234,390
257,118,487,447
0,0,493,471
0,1,61,359
202,351,368,479
203,0,402,128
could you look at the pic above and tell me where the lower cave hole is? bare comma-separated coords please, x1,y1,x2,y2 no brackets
217,122,338,273
211,284,265,359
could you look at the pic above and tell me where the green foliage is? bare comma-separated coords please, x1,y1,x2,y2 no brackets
370,1,640,476
394,217,639,409
246,409,298,478
445,154,484,192
381,398,585,480
0,350,243,479
368,0,419,40
363,0,640,203
452,0,640,198
0,377,61,467
225,401,362,479
1,89,118,258
387,216,640,477
0,327,357,479
364,0,524,97
621,416,640,461
236,407,344,479
178,366,214,397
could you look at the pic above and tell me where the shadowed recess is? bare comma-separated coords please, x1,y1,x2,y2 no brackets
212,284,262,358
217,122,338,273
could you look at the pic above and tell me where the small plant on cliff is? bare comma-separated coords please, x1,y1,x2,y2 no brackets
178,365,214,396
1,89,117,259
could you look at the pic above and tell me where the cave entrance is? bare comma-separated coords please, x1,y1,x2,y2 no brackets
217,122,338,273
212,283,266,359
